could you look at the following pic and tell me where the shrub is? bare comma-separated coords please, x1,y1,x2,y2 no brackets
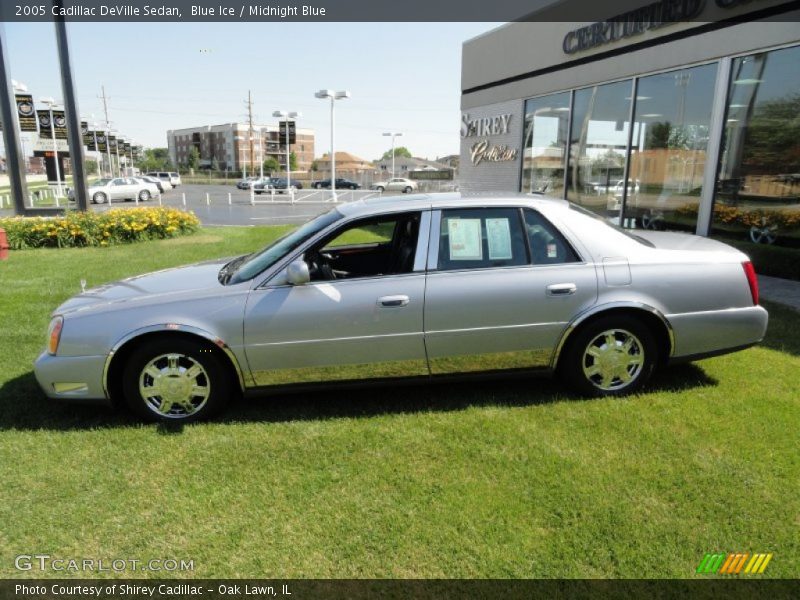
0,207,200,249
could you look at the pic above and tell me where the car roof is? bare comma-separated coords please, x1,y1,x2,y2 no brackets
336,192,570,218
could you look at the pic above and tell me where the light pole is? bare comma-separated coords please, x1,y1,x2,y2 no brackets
314,89,349,200
40,97,63,197
382,132,403,178
273,110,301,188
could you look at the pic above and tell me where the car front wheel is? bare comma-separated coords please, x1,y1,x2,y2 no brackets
138,190,150,202
560,315,657,397
122,337,230,423
403,186,413,193
376,186,385,192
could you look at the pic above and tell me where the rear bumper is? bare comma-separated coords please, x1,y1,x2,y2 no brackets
34,351,110,402
667,305,768,360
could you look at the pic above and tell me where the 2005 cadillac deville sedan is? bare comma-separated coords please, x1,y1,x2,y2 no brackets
35,194,768,422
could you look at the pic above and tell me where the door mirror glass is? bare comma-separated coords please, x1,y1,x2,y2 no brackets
286,260,311,285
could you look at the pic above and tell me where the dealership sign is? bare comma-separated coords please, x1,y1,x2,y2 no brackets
461,112,518,166
16,94,37,132
562,0,705,54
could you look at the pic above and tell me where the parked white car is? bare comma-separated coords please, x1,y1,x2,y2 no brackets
67,177,158,204
147,172,174,190
168,172,182,187
370,178,418,193
135,175,167,195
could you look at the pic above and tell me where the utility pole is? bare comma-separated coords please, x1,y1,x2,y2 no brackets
99,85,112,177
246,90,255,176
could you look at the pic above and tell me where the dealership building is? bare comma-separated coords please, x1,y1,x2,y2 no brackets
460,0,800,255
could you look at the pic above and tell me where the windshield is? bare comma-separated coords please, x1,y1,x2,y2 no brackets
568,203,655,248
225,208,344,284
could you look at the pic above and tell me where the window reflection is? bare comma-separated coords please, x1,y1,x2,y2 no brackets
566,80,632,222
714,45,800,249
521,93,571,196
624,63,716,232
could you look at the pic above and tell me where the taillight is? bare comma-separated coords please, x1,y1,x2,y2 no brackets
742,261,759,305
47,316,64,355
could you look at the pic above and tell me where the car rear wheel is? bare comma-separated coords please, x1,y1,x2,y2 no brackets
122,337,229,423
403,186,412,193
314,183,322,189
138,190,150,202
560,315,657,397
376,186,385,192
93,192,107,204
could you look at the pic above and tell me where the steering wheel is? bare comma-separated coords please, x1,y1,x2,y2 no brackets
305,250,336,280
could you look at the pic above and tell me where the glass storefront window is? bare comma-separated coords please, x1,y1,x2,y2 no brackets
566,80,633,221
623,63,717,232
713,45,800,249
521,92,571,196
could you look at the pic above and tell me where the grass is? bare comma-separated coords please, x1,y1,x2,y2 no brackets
0,226,798,579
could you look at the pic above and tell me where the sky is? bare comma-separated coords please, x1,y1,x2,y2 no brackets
4,22,501,162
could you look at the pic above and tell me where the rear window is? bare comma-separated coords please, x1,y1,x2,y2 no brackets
568,203,655,248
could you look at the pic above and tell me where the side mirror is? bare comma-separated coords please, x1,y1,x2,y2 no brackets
286,260,310,285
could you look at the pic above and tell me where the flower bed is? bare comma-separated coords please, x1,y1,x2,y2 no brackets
0,207,200,249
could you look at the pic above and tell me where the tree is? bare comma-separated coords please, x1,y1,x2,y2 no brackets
211,157,220,171
85,159,98,176
381,146,412,161
289,151,298,171
263,157,280,174
136,148,173,172
186,147,200,170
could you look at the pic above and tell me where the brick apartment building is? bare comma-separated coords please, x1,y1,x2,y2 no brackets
167,122,314,174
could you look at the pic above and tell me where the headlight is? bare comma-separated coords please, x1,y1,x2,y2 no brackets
47,316,64,355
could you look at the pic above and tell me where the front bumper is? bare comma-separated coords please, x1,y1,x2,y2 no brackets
668,305,769,360
34,351,110,403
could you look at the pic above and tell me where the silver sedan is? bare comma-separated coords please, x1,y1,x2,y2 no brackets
35,193,768,422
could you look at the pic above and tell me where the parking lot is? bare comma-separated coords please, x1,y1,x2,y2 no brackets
1,183,391,226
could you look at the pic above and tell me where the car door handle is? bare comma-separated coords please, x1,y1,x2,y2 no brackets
546,283,577,296
378,295,410,307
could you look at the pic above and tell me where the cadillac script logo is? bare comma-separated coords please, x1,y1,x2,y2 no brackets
461,112,518,166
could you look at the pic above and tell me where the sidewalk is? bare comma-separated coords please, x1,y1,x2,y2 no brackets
758,275,800,311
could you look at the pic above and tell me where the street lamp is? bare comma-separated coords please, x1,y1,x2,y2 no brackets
39,97,64,197
273,110,302,188
314,89,350,199
382,132,403,178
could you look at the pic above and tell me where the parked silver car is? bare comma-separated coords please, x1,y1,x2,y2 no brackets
68,177,157,204
371,177,418,193
35,193,768,422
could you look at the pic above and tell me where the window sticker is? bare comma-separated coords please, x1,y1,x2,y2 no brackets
547,243,558,258
447,218,482,260
486,218,512,260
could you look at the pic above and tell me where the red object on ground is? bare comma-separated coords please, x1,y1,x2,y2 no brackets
0,228,9,260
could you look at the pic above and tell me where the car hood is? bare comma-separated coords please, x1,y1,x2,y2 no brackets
55,258,233,315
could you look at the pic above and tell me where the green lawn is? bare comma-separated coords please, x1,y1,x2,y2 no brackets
0,226,798,579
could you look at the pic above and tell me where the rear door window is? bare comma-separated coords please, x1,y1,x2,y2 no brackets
438,208,528,271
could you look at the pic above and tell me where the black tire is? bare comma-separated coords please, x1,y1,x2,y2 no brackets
314,183,322,189
376,186,385,192
403,186,412,193
138,189,151,202
122,337,230,423
559,315,657,397
93,192,107,204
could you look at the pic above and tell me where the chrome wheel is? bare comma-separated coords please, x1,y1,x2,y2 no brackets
138,353,211,418
582,329,644,392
